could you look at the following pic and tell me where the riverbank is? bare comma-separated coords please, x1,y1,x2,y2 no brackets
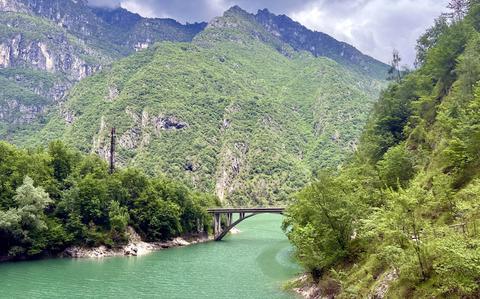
291,269,399,299
289,274,323,299
0,227,212,262
0,227,244,262
61,227,213,258
0,214,294,298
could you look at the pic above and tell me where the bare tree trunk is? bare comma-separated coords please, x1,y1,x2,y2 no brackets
110,127,116,174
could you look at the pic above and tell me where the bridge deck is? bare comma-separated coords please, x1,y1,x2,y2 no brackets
207,207,284,213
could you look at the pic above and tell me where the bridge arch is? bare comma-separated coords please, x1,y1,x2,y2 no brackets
207,208,284,241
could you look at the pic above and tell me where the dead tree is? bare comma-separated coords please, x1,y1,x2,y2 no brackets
109,127,116,174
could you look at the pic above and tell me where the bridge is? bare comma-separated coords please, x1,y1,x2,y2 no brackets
207,207,285,241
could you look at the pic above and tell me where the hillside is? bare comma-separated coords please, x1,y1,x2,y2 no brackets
285,2,480,297
0,0,206,140
15,6,386,206
0,0,207,56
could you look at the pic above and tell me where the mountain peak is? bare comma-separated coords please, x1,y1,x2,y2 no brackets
197,5,387,78
204,5,255,31
225,5,247,14
222,5,252,20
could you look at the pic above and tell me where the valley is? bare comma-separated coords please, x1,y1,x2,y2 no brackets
0,1,388,205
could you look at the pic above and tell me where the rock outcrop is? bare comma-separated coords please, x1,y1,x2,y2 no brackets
0,0,206,138
61,226,211,258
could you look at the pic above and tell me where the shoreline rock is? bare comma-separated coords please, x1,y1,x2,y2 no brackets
61,227,212,259
292,274,323,299
2,226,244,262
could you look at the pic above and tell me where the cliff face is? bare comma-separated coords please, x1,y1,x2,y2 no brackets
0,25,102,80
0,12,108,133
0,0,206,138
0,0,207,55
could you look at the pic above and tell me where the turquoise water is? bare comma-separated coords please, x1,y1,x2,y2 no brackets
0,214,302,298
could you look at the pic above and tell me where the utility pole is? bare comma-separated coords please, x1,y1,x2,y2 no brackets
109,127,116,174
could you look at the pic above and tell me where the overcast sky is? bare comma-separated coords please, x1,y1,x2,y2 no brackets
88,0,450,65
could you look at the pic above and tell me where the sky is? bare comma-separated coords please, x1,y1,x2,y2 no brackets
88,0,451,66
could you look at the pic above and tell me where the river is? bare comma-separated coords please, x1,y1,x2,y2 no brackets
0,214,302,298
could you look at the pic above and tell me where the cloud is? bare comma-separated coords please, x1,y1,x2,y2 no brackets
87,0,450,65
87,0,121,8
289,0,449,64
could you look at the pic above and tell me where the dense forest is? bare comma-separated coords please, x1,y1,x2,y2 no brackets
0,141,217,259
284,1,480,297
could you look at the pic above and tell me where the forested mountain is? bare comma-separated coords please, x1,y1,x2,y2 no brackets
285,2,480,297
5,6,387,206
0,0,206,142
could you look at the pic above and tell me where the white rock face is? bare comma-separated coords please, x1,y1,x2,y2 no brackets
369,269,398,299
172,237,190,246
0,43,11,67
0,0,28,12
39,42,54,72
0,99,46,123
134,42,149,51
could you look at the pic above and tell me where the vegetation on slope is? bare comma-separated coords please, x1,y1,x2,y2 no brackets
0,141,217,259
284,2,480,297
0,1,206,141
18,7,385,206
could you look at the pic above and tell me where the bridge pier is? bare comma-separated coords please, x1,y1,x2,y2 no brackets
208,208,284,241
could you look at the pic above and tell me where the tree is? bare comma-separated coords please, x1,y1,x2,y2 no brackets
415,16,449,67
445,0,470,21
388,49,402,82
0,176,52,256
108,201,129,243
283,173,360,277
377,144,415,189
48,141,78,183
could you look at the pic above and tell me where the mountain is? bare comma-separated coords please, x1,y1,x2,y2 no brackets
8,6,387,206
1,0,206,55
254,8,387,79
0,0,206,137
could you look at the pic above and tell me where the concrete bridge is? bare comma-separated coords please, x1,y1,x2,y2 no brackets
207,207,285,241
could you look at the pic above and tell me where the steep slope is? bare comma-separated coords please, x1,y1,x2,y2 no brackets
20,7,385,206
1,0,207,56
254,8,389,79
0,12,111,137
285,4,480,297
0,0,206,139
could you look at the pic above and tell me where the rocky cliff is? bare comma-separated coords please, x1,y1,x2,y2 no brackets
0,0,206,139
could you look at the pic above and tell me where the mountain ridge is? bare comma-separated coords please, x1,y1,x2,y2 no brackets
13,6,386,205
1,1,387,205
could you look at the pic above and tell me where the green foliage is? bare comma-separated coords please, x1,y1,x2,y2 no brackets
0,141,215,258
0,176,52,256
108,201,129,243
284,173,362,276
286,3,480,297
377,144,415,189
